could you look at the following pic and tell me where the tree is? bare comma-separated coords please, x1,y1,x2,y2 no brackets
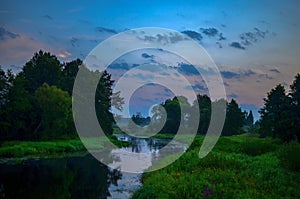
35,83,74,139
1,76,38,140
246,110,254,127
290,73,300,141
0,67,14,139
159,96,191,134
95,70,115,135
132,112,150,126
61,59,82,95
259,84,293,141
222,99,245,136
18,50,62,94
191,95,211,135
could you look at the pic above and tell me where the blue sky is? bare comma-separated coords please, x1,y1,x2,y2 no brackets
1,0,300,119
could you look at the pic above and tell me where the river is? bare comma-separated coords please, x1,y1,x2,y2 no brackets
0,134,186,199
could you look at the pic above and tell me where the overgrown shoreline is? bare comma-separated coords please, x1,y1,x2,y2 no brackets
0,135,130,161
132,134,300,199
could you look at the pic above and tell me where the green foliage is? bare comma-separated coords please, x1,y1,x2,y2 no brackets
240,139,277,156
258,73,300,143
245,110,254,126
1,76,39,140
60,59,82,95
35,83,74,139
19,50,62,94
222,99,246,136
191,94,211,135
132,136,300,199
0,136,129,159
290,73,300,141
278,141,300,172
0,51,117,141
95,70,115,135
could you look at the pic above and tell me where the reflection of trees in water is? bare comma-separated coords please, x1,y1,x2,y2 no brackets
131,137,142,153
0,155,122,199
147,138,170,152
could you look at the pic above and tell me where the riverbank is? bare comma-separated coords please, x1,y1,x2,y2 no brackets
132,134,300,198
0,135,130,161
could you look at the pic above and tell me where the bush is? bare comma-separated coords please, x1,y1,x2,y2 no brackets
240,140,276,156
278,141,300,172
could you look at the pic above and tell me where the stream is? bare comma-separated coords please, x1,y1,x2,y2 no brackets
0,134,187,199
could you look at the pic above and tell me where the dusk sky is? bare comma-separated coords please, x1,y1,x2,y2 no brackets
1,0,300,119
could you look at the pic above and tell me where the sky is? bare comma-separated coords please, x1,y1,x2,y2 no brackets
1,0,300,120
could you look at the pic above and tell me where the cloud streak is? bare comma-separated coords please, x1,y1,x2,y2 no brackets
95,26,118,34
229,42,245,50
181,30,202,41
0,27,19,40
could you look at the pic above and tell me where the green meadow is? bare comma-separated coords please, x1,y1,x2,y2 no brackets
132,134,300,199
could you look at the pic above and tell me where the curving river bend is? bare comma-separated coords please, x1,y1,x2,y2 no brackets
0,134,187,199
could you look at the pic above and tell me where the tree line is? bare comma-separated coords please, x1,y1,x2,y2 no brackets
143,95,253,136
144,73,300,142
0,50,299,143
0,51,115,141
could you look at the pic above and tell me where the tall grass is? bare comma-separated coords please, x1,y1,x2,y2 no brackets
132,134,300,199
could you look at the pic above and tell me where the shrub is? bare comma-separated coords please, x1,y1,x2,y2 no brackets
240,140,276,156
278,141,300,172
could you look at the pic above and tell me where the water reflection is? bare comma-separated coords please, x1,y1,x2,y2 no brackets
0,155,121,199
0,135,187,198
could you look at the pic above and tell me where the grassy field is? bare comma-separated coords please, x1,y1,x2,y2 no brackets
0,135,130,159
132,134,300,199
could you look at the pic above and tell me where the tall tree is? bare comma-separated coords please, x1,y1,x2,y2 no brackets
246,110,254,127
259,84,293,141
95,70,115,135
191,94,211,135
222,99,245,136
61,59,82,95
35,83,74,139
1,76,38,140
290,73,300,141
18,50,62,94
0,67,14,138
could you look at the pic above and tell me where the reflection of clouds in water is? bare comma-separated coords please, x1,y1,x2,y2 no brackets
108,136,187,173
109,149,152,173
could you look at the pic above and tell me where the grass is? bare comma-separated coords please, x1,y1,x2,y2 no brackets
0,135,130,160
132,134,300,199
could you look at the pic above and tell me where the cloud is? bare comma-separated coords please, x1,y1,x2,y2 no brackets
221,71,240,79
70,37,79,47
200,27,219,37
132,73,154,80
189,83,208,92
269,68,280,73
229,42,245,50
108,63,131,70
181,30,202,41
95,26,117,34
0,34,54,69
244,69,256,77
177,63,200,76
0,27,19,41
57,51,71,58
240,28,269,46
43,15,53,20
258,74,273,80
216,42,222,48
218,33,226,41
141,53,154,59
138,32,188,44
